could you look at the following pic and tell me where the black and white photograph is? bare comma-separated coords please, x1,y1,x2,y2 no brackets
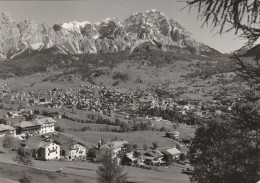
0,0,259,183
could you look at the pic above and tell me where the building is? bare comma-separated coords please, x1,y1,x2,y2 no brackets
37,140,60,160
14,121,41,136
142,149,164,166
122,152,144,166
24,136,60,160
6,111,23,118
36,117,56,134
0,124,16,137
48,133,87,160
166,131,180,141
95,140,128,162
161,147,181,160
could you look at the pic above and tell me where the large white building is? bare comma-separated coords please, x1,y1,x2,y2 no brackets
65,142,86,160
24,136,60,160
48,133,88,160
13,117,56,137
36,117,56,134
37,140,60,160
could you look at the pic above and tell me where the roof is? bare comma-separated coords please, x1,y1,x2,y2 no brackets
165,147,181,155
14,121,40,128
0,124,15,131
36,117,56,125
24,136,43,149
143,149,163,158
125,152,136,161
110,140,128,150
168,131,180,136
48,133,90,151
38,141,53,148
24,136,59,150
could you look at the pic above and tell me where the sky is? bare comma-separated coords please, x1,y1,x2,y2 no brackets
0,0,248,53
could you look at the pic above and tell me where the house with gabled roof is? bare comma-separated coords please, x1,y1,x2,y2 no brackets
48,133,87,160
14,121,41,136
95,140,128,162
36,117,56,134
141,149,164,166
24,136,60,160
161,147,181,161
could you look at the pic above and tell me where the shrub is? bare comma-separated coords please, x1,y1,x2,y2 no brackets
0,118,7,124
3,135,20,152
55,126,64,132
152,142,158,149
19,171,31,183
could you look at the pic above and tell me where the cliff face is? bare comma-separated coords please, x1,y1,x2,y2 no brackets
0,12,22,59
0,10,220,61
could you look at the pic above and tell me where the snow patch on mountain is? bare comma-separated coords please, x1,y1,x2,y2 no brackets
0,10,221,61
62,20,91,33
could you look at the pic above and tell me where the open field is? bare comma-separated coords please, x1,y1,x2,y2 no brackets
0,152,190,183
55,118,120,131
69,131,178,148
0,162,95,183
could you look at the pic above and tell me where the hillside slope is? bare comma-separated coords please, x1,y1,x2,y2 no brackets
0,48,238,101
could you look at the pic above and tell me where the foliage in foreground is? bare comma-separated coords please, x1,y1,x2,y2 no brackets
2,135,20,152
188,58,260,183
96,148,127,183
19,171,31,183
14,147,33,166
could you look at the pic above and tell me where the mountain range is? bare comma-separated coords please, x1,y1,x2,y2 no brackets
0,9,221,61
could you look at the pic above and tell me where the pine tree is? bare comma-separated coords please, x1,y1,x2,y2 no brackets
186,0,260,46
96,148,127,183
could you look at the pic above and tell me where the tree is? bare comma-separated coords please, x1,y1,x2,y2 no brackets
115,118,121,126
111,136,118,142
124,144,133,153
133,144,138,150
166,155,173,166
133,151,141,159
25,114,37,121
96,148,127,183
143,144,148,150
100,138,106,145
176,143,181,151
119,122,129,132
186,0,260,46
55,126,64,132
179,153,186,162
19,171,31,183
152,142,158,149
96,115,104,124
0,118,7,124
2,135,20,152
185,1,260,182
188,115,259,183
15,147,33,166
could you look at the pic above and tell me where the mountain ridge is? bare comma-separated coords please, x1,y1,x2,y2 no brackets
0,10,221,61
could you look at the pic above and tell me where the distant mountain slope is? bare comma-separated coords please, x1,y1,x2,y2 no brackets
0,10,221,61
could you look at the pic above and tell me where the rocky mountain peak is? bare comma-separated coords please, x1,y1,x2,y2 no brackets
0,12,15,25
0,10,220,61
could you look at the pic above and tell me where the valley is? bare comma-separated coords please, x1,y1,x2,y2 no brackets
0,4,257,183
